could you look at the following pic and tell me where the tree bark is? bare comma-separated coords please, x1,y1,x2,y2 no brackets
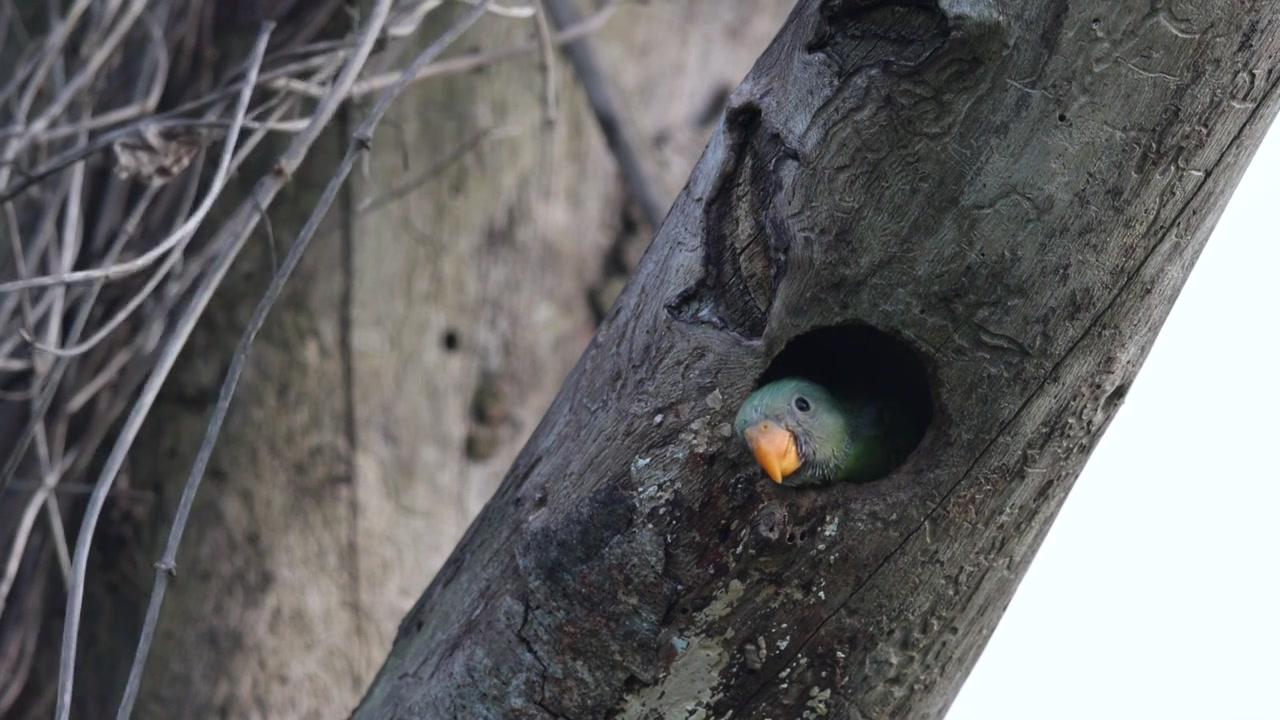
53,3,796,719
354,2,1280,718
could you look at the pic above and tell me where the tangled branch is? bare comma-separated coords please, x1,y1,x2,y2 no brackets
0,0,623,716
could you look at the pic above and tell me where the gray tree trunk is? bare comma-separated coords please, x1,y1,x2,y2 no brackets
353,1,1280,718
52,3,796,719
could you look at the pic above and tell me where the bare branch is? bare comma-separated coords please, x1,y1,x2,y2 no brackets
543,0,665,230
53,23,275,720
117,5,494,714
0,0,629,713
276,0,619,100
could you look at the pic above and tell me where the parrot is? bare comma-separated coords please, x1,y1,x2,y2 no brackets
733,376,915,487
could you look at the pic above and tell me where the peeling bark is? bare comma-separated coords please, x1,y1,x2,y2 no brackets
355,1,1280,718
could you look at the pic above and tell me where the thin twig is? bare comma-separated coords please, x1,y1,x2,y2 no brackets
116,3,493,716
0,38,333,201
0,185,158,498
0,450,75,618
355,124,501,215
0,0,598,712
43,97,298,497
274,1,619,100
1,105,260,296
114,3,494,711
6,0,149,158
543,0,665,230
532,0,558,125
30,428,73,583
29,9,173,143
0,2,615,209
52,23,275,720
0,0,95,164
4,479,152,499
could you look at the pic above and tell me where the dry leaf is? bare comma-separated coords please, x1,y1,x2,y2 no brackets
111,124,210,187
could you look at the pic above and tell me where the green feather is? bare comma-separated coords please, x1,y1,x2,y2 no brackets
734,377,914,487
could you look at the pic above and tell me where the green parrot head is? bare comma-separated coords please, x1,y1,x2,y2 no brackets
734,377,851,486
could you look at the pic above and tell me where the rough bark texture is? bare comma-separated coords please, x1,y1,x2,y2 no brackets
355,1,1280,718
56,3,797,719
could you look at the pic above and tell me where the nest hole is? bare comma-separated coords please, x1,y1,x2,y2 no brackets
757,324,933,482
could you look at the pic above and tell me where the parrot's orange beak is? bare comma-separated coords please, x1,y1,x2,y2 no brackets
743,421,802,483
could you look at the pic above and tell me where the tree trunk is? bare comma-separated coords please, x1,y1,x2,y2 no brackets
56,3,797,718
354,2,1280,718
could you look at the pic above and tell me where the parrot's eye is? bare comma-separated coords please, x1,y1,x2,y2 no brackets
793,396,811,412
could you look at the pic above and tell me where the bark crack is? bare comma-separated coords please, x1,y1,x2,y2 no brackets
516,601,571,720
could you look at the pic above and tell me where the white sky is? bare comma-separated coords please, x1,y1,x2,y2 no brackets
949,119,1280,717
